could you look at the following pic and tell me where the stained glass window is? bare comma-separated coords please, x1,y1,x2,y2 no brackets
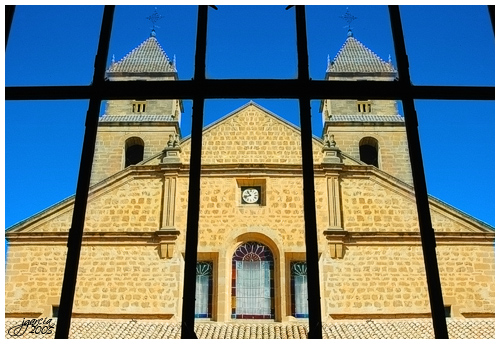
291,262,308,318
231,242,274,319
195,261,213,318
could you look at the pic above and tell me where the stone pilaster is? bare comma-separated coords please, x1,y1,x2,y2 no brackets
161,175,177,230
326,175,343,230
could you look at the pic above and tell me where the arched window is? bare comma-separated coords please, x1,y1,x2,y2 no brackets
124,137,144,167
359,137,379,168
231,242,274,319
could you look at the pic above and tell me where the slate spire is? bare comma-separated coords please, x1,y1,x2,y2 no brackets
107,36,176,75
327,36,396,74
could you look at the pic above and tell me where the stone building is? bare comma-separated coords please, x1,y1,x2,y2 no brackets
5,30,495,339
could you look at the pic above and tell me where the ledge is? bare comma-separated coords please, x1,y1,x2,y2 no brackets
6,231,179,245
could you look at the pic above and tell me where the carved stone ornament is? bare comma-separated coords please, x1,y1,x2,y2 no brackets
322,134,343,164
155,228,180,259
162,134,182,164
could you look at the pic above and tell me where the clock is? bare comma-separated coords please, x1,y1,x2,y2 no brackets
242,187,260,204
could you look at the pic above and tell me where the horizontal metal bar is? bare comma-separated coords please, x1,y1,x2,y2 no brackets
5,80,494,101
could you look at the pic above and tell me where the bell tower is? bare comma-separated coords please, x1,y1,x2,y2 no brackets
321,26,413,185
90,29,182,185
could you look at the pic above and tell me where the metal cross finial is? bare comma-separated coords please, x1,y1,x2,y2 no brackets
340,7,357,34
146,7,164,34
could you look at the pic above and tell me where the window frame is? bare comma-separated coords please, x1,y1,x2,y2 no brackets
4,5,494,339
132,100,147,113
231,242,275,320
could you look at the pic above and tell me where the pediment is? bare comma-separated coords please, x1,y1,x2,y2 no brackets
180,102,324,165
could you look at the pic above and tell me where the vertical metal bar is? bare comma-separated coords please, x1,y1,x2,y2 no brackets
488,5,494,35
295,5,323,339
5,5,15,49
388,5,448,339
55,5,115,339
180,4,209,339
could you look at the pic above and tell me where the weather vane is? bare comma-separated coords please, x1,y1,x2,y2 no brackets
146,7,164,36
339,7,357,36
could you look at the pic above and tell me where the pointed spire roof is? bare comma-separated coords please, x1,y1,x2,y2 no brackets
328,36,396,74
107,36,176,74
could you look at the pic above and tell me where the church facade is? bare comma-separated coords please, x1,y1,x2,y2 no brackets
5,31,495,339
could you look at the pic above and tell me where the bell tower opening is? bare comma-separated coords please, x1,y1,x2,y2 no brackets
359,137,379,168
124,137,145,167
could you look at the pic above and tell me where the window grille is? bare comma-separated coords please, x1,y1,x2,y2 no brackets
4,4,494,339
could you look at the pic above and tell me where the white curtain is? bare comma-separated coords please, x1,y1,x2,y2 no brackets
235,261,271,315
294,274,309,316
195,274,209,316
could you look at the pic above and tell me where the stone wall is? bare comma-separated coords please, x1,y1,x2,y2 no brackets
5,245,183,317
321,244,495,318
327,126,412,185
91,125,178,185
180,105,324,165
105,99,180,117
341,177,419,232
26,178,163,233
174,175,331,251
326,98,399,117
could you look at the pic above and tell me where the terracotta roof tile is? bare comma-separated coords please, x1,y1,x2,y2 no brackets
5,318,495,339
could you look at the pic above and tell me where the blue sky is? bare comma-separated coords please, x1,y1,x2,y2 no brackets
4,5,495,232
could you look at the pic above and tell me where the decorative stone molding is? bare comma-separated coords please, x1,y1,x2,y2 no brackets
324,229,349,259
326,175,343,230
161,134,181,164
155,228,180,259
161,175,177,229
322,134,343,164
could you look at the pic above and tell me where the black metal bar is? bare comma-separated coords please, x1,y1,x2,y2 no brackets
488,5,494,35
388,5,448,339
5,5,15,49
54,5,115,339
295,5,323,339
180,5,209,339
6,82,494,101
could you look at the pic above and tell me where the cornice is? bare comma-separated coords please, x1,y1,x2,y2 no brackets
6,230,180,246
324,230,495,246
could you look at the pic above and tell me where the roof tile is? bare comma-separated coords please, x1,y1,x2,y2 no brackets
107,36,175,74
326,114,404,122
5,318,495,339
328,36,396,74
99,114,176,122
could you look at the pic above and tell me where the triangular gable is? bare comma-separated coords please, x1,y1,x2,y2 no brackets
180,102,324,165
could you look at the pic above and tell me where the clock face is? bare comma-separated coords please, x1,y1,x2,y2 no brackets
242,187,260,204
